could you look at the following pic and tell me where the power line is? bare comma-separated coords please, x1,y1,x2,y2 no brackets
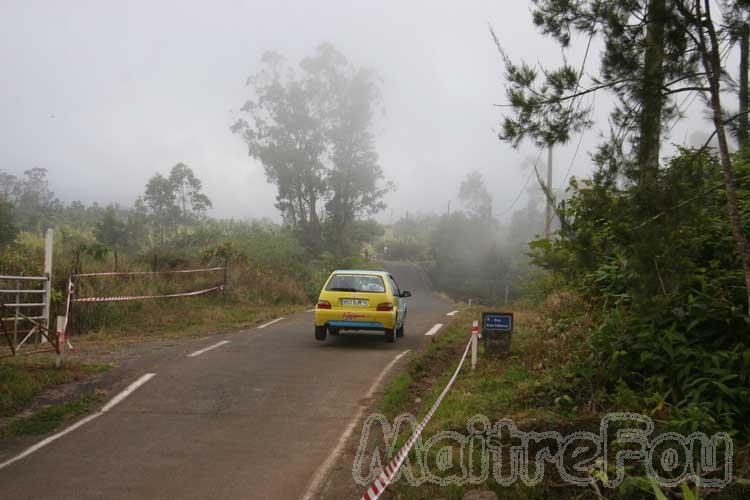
497,32,595,218
556,32,596,187
496,149,543,217
559,92,596,190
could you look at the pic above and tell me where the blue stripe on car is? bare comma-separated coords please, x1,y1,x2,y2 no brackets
327,321,384,329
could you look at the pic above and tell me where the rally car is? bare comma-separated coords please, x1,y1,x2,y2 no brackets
314,270,411,343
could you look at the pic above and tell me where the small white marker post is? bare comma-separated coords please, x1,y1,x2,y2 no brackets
471,320,479,370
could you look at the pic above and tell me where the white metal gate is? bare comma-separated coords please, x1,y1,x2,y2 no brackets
0,229,55,357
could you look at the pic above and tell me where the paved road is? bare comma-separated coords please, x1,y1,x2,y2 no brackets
0,262,454,499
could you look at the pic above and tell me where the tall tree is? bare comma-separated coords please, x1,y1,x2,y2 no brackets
724,2,750,150
143,173,177,243
0,172,17,199
94,206,129,270
1,168,60,232
738,22,749,150
0,197,17,248
517,1,699,189
681,0,750,317
458,171,493,221
636,0,669,192
168,163,212,228
128,197,150,250
307,46,392,250
232,51,328,251
233,44,391,253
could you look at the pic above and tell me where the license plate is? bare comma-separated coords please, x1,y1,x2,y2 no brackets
340,298,368,307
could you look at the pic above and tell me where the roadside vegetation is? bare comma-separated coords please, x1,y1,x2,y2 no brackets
0,357,110,442
380,306,750,499
0,395,99,440
377,2,750,498
0,358,109,418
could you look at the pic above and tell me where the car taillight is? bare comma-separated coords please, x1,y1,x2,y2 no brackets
317,300,331,309
377,302,394,311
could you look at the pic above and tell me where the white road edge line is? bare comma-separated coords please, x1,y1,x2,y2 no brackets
425,323,444,336
0,373,156,471
187,340,230,358
306,308,316,312
300,350,411,500
257,317,285,329
446,310,459,316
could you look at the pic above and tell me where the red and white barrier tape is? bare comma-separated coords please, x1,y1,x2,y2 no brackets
58,276,223,350
360,335,473,500
72,284,224,303
73,267,226,278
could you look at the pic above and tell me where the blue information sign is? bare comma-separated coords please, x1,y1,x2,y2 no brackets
483,313,513,331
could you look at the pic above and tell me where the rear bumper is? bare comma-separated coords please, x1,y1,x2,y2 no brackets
315,309,396,330
326,320,385,331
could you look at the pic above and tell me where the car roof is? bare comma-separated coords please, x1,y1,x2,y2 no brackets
332,269,390,277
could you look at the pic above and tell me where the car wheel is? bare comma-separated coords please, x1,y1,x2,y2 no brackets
385,328,395,343
315,325,327,341
396,324,404,338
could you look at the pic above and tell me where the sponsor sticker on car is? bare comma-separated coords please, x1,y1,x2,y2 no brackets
343,312,367,320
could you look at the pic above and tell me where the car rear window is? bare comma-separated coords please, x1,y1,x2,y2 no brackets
325,274,386,293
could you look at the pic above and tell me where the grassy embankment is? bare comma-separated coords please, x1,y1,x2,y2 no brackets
378,307,750,500
380,307,564,499
0,358,110,439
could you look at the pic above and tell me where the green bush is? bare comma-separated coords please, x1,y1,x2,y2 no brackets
529,148,750,440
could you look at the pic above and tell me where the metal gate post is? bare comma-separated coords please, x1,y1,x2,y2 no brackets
56,315,65,368
40,229,53,343
13,280,19,348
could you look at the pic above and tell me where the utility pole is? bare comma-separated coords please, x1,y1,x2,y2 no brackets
544,144,553,238
447,200,451,216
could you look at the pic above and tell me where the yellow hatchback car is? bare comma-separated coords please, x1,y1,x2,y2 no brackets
315,270,411,342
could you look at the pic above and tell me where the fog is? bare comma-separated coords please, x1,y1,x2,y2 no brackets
0,0,704,221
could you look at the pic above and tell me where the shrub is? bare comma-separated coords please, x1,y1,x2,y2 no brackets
529,148,750,440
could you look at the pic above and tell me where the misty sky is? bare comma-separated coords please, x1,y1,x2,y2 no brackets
0,1,709,222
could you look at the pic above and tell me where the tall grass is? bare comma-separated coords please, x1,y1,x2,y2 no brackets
1,219,382,339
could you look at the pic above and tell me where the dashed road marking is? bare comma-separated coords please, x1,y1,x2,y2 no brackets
187,340,230,358
446,310,459,316
300,350,410,500
306,308,316,312
257,317,285,329
0,373,156,470
425,323,443,336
